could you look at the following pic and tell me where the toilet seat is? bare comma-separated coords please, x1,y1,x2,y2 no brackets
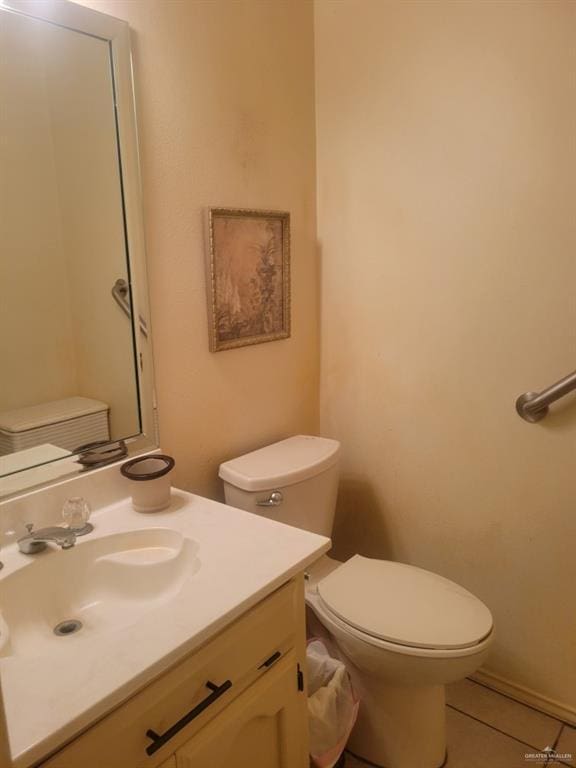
307,592,493,660
316,555,493,651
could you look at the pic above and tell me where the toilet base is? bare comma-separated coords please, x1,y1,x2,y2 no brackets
305,577,492,768
345,673,446,768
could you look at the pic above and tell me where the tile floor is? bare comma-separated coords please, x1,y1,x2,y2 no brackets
344,678,575,768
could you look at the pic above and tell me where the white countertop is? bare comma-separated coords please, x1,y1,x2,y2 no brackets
0,489,330,767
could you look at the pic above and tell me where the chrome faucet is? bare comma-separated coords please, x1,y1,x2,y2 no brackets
18,524,76,555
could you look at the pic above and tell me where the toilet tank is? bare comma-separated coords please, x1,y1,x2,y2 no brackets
219,435,340,537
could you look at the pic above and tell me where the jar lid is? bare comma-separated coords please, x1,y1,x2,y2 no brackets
120,454,175,481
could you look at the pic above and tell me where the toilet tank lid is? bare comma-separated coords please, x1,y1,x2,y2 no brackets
219,435,341,492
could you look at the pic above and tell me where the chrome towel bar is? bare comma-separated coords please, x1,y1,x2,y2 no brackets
111,278,148,338
516,369,576,422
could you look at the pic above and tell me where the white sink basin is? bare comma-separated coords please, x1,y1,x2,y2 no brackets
0,528,200,658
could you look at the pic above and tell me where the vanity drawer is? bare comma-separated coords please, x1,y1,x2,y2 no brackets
40,578,303,768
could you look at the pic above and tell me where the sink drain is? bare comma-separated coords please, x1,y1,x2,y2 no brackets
54,619,83,637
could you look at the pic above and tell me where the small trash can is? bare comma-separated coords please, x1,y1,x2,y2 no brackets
120,454,175,512
307,639,359,768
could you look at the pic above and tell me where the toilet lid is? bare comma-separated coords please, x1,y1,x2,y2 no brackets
317,555,493,650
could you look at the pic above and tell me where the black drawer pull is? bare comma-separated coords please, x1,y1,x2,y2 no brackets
259,651,281,669
145,679,232,756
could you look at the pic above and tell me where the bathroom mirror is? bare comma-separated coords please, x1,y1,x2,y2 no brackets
0,0,157,497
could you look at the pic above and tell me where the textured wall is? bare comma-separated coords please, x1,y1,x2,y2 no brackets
79,0,320,497
315,0,576,714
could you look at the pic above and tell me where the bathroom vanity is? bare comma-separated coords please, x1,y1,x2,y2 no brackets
0,487,329,767
40,582,306,768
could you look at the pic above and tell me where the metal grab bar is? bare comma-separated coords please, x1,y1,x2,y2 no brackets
111,278,148,338
516,369,576,422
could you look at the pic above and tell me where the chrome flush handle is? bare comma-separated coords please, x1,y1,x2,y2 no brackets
256,491,284,507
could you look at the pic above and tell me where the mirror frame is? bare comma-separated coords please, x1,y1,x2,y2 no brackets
0,0,158,499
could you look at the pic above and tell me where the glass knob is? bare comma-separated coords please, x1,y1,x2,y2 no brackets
62,497,93,536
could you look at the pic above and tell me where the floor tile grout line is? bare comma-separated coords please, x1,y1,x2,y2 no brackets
447,703,558,754
549,727,576,768
553,725,564,749
466,677,571,727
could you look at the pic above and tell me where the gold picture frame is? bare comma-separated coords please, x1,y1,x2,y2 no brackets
205,207,291,352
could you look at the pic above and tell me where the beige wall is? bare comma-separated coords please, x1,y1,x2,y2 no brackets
77,0,319,498
316,0,576,713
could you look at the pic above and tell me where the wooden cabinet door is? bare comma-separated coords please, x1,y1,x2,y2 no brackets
176,654,308,768
158,759,176,768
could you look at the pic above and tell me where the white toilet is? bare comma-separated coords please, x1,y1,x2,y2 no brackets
219,435,493,768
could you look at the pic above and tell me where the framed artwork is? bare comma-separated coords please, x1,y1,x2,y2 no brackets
205,207,291,351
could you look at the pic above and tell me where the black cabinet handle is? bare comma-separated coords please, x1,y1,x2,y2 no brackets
145,679,232,756
258,650,281,669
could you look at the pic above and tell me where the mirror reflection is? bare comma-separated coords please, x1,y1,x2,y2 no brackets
0,10,141,477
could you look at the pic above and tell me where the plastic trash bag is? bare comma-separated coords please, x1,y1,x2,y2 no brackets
307,638,359,768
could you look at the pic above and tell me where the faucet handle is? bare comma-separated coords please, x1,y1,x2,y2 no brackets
25,523,34,534
62,497,92,536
